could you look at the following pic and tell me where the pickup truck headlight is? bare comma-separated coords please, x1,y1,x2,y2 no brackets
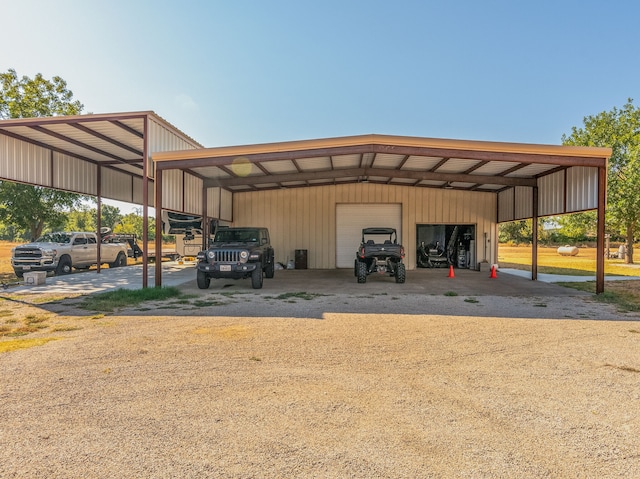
42,248,57,258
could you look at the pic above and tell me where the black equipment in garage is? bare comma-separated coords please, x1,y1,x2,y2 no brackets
416,224,475,269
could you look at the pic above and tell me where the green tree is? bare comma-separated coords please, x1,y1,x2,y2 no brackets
65,206,96,232
563,99,640,263
0,68,83,119
100,204,122,231
114,210,156,241
0,69,88,238
0,182,87,240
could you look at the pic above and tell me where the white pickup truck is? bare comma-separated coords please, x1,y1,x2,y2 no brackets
11,232,129,277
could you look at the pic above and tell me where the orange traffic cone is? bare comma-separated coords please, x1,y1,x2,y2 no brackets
448,265,455,278
489,265,497,278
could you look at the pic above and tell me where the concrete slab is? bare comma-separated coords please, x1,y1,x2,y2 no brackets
7,263,639,297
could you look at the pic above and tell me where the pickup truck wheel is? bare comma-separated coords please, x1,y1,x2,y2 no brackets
14,270,23,279
110,252,127,268
265,260,275,279
356,261,367,283
56,256,72,275
395,263,406,283
197,270,210,289
251,263,264,289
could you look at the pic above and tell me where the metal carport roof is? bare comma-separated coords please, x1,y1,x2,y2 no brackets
152,133,611,292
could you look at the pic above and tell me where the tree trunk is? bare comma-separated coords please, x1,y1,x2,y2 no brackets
626,225,634,264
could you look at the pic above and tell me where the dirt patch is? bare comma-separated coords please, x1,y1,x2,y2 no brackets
1,292,639,478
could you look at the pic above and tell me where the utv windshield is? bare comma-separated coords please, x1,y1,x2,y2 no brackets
36,233,72,244
214,229,260,243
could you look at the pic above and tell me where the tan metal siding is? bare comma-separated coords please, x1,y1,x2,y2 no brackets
148,118,200,179
162,169,183,211
538,170,565,216
52,153,97,195
498,188,515,222
0,135,51,185
220,189,233,221
232,184,497,269
102,167,134,203
514,186,533,220
183,173,203,215
567,166,598,212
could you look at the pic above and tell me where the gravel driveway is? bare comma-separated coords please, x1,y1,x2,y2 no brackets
1,277,639,478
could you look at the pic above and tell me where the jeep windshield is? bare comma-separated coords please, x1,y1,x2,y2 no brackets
35,233,72,244
213,229,260,243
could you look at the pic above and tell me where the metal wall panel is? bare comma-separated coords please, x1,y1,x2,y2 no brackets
538,170,565,216
498,188,515,222
102,167,134,203
162,169,183,211
0,135,51,185
567,166,598,212
232,184,497,269
183,173,203,215
52,153,97,195
220,189,233,221
514,186,533,220
148,118,200,179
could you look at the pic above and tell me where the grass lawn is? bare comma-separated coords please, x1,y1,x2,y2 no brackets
499,244,640,312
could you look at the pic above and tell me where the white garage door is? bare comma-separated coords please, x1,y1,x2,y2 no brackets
336,204,402,268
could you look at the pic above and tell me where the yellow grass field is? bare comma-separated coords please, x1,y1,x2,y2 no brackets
498,244,640,277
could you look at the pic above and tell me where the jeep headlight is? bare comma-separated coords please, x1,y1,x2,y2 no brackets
207,251,215,260
239,250,249,263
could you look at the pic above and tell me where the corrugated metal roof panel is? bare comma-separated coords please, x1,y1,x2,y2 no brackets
332,154,361,169
296,156,331,171
402,156,443,171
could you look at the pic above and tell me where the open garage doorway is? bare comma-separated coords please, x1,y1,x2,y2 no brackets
416,224,476,269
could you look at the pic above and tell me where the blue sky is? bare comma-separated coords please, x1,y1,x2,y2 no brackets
3,0,639,150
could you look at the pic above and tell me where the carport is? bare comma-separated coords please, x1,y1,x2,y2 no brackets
0,112,611,293
152,134,611,292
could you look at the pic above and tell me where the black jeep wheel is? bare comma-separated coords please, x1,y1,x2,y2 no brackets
56,256,72,275
265,259,275,279
356,261,367,283
196,270,210,289
395,262,406,283
251,263,264,289
110,252,127,268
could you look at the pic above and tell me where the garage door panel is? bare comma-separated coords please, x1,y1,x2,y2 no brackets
336,204,401,268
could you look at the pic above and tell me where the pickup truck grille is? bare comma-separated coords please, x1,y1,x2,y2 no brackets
213,250,241,262
14,247,43,259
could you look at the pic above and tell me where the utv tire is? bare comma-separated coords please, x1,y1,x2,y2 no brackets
110,252,127,268
395,262,406,283
196,270,210,289
354,260,358,277
265,259,275,279
251,263,264,289
56,256,73,275
356,261,367,283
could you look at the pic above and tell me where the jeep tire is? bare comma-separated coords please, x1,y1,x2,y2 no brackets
197,270,210,289
265,259,275,279
251,263,264,289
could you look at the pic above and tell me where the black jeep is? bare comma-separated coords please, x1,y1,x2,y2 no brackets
196,227,275,289
354,227,406,283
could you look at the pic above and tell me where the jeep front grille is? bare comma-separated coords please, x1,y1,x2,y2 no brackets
214,250,241,262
